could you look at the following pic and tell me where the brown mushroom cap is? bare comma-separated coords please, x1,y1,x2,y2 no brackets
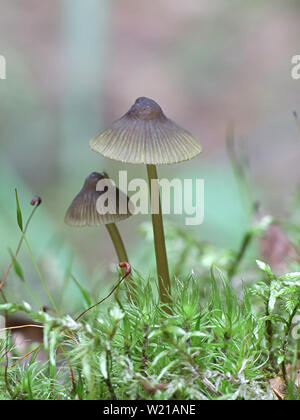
90,97,202,165
65,172,132,226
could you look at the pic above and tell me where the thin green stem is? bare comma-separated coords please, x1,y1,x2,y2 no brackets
0,204,39,292
21,281,42,310
1,202,43,320
21,233,60,315
105,223,133,300
228,231,253,279
226,123,253,220
146,164,171,306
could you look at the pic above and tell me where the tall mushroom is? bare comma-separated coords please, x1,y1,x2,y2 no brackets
89,97,202,305
65,171,132,279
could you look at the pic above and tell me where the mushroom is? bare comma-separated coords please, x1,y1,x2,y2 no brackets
65,172,132,287
89,97,202,305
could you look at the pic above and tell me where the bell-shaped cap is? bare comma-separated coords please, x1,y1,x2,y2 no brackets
90,97,202,165
65,172,132,226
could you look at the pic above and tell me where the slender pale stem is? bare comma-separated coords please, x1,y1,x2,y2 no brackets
105,223,132,300
105,223,128,263
146,164,171,305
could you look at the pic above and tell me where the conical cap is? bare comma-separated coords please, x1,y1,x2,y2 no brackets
65,172,132,226
90,97,202,165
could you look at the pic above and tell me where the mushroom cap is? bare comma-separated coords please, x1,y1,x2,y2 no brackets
65,172,132,226
90,97,202,165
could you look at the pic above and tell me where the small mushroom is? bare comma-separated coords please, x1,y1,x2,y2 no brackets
65,171,132,278
90,97,202,305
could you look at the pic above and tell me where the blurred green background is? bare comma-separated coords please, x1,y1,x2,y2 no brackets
0,0,299,312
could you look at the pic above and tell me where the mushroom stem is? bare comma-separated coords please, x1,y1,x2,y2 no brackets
105,223,128,263
146,164,172,305
105,223,132,299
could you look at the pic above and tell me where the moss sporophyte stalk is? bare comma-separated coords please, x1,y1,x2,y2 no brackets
89,97,202,307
